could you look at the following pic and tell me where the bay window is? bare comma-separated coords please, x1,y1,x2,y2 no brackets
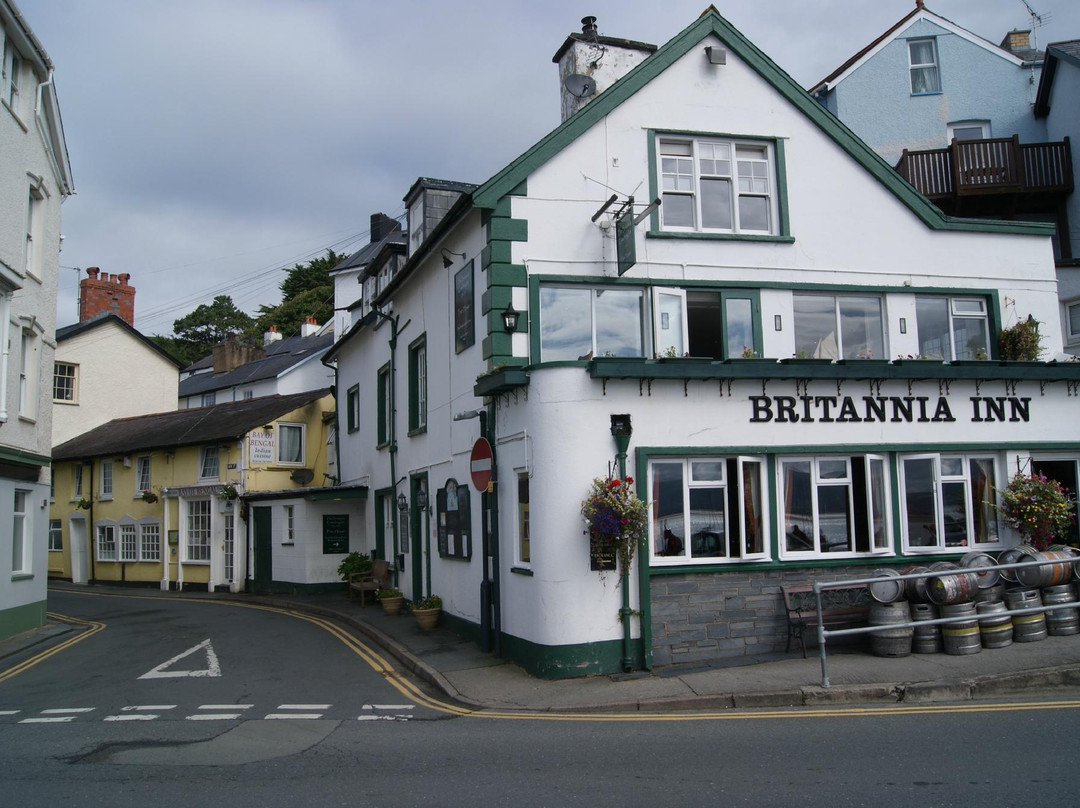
793,293,884,360
657,135,777,235
915,296,989,360
780,455,891,557
97,525,117,561
900,454,999,551
539,285,644,360
650,457,766,564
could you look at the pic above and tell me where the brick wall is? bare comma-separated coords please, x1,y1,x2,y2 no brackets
650,565,873,666
79,267,135,325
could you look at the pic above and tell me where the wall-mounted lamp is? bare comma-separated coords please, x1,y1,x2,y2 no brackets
441,248,466,269
417,485,428,511
774,314,783,332
502,303,520,334
397,493,408,513
705,45,726,65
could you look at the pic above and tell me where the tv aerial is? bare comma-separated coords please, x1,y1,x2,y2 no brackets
563,73,596,99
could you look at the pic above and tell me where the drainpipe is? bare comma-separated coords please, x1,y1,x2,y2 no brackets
371,308,407,582
86,461,96,585
0,292,9,423
487,404,502,658
611,414,634,672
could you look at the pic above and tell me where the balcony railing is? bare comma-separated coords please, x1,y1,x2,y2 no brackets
896,136,1073,199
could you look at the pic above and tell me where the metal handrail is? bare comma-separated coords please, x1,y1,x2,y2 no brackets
813,556,1080,687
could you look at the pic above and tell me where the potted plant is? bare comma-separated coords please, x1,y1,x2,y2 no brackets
377,587,405,616
999,315,1042,361
140,490,158,504
75,497,91,511
997,472,1077,550
410,594,442,629
337,551,372,582
217,484,239,501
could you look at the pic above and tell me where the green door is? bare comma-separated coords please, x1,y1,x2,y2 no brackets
410,476,426,600
253,506,272,593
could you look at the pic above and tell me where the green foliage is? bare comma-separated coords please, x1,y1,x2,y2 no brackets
999,315,1042,361
376,587,403,600
336,551,372,582
248,250,344,339
581,476,649,577
152,295,255,366
998,472,1076,550
411,594,442,610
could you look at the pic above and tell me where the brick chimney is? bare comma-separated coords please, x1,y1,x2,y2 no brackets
79,267,136,326
212,335,265,375
1000,29,1032,53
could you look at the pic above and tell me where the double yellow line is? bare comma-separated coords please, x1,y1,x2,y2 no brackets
15,591,1080,723
0,612,104,685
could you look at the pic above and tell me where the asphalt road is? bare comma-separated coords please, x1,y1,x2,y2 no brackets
2,591,1079,807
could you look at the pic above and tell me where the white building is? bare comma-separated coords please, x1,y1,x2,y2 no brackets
0,0,74,640
328,11,1080,677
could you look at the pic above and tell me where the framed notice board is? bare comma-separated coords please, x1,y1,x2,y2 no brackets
322,514,349,554
436,479,471,559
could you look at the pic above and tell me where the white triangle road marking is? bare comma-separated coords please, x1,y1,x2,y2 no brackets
139,639,221,679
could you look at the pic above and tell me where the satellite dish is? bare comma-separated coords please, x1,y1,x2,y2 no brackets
290,468,315,485
563,73,596,99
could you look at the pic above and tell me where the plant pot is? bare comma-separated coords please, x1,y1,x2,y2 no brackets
380,596,405,616
413,606,440,630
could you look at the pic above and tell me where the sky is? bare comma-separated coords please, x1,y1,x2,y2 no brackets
19,0,1080,337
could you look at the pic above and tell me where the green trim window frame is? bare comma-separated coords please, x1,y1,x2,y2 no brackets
655,288,762,359
539,284,646,361
12,489,29,574
53,362,78,403
649,456,768,565
793,293,885,360
908,38,941,95
899,453,1001,553
1031,455,1080,545
648,130,789,240
408,335,427,434
346,384,360,433
49,518,63,552
376,364,390,448
778,454,892,559
915,296,990,361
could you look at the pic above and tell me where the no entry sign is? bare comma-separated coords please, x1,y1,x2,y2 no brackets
470,437,493,491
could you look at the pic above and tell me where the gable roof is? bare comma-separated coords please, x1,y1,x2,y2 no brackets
472,8,1052,237
178,332,334,398
53,388,331,460
808,4,1028,96
1035,40,1080,118
56,313,184,368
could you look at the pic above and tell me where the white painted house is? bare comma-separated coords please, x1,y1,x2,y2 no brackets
328,11,1080,678
0,0,73,640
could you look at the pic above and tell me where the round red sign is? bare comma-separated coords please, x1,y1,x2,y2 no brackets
470,438,493,491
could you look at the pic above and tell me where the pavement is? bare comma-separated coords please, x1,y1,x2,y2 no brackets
7,581,1080,712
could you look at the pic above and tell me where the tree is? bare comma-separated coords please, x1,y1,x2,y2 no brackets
150,295,255,366
249,250,343,339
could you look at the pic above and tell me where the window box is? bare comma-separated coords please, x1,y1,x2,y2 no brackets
779,357,834,365
474,367,529,397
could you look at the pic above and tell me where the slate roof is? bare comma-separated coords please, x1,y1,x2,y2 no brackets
56,314,184,368
177,332,334,398
331,229,406,275
53,389,332,460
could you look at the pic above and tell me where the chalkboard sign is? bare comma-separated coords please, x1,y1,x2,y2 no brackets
322,514,349,554
436,479,471,559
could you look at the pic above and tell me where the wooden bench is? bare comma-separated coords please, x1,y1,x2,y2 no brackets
348,559,391,606
781,583,871,658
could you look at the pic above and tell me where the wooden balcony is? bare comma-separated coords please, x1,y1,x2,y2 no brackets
895,136,1073,213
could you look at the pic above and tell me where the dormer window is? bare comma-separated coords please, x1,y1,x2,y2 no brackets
404,180,473,256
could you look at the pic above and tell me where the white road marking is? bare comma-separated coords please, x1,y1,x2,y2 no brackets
20,716,77,723
198,704,253,710
363,704,414,711
123,705,176,711
139,639,221,679
276,704,331,710
186,713,243,721
41,708,94,714
0,710,20,716
105,714,158,722
265,713,324,720
357,715,410,722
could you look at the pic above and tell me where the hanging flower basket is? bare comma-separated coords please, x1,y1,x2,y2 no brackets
581,476,649,576
997,472,1076,550
140,490,158,504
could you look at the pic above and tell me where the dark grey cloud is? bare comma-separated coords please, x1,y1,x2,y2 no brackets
20,0,1078,334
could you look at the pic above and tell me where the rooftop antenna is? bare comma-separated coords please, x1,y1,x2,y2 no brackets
1017,0,1052,51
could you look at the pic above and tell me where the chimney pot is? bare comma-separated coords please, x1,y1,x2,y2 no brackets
581,15,597,36
86,267,99,279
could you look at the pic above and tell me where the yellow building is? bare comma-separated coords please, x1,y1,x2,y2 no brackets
50,389,368,592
